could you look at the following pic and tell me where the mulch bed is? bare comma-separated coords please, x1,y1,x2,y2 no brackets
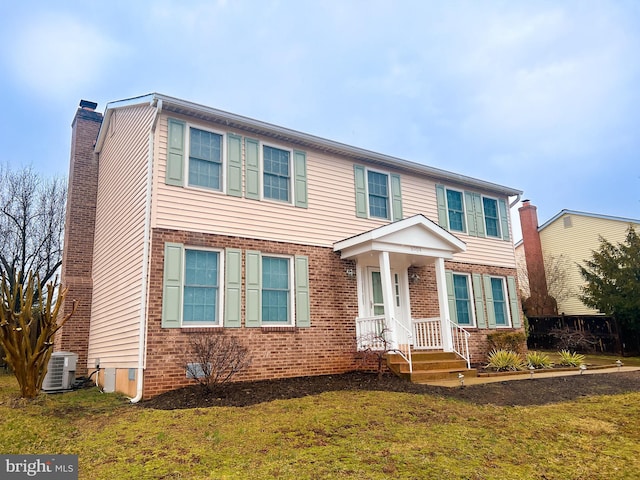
140,370,640,410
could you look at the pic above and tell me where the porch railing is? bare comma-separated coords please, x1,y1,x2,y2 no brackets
413,317,471,369
355,315,413,374
412,318,442,350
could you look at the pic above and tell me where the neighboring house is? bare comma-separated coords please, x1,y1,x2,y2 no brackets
516,200,640,316
57,94,524,400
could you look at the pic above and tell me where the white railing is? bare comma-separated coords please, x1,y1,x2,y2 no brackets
412,318,443,350
356,315,387,350
413,317,471,369
389,316,413,374
355,315,413,373
448,319,471,369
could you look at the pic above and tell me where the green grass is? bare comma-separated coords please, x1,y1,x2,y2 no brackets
1,372,639,479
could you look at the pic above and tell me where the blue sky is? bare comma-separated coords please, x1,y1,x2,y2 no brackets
1,0,639,240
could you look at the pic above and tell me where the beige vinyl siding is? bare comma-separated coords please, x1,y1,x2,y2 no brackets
539,213,640,315
152,114,516,268
88,104,155,367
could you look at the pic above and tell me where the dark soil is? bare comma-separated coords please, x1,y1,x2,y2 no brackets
140,370,640,410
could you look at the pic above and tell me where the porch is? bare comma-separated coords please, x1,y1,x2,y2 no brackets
356,315,477,381
334,215,472,381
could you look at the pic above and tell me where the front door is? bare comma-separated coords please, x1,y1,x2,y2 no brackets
367,267,407,327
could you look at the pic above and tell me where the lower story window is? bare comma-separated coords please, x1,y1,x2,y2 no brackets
490,277,509,326
183,249,220,325
262,256,291,324
453,274,473,326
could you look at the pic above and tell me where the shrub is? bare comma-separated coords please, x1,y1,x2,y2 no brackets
526,351,553,369
557,350,586,367
486,349,525,371
184,333,251,393
486,331,527,354
549,328,598,352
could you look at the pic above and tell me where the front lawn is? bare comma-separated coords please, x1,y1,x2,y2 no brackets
0,373,638,479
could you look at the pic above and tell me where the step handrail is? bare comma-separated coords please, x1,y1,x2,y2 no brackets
389,316,413,374
447,318,471,369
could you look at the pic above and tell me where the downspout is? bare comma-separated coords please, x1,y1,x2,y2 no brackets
509,193,521,209
130,97,162,403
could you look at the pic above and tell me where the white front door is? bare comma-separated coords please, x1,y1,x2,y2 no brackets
366,267,408,327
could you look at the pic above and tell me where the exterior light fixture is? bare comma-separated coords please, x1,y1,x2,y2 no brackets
458,373,464,387
346,268,355,277
579,364,587,375
616,360,623,371
410,273,421,284
529,364,535,379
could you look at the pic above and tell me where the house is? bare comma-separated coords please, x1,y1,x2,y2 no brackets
56,94,524,400
516,200,640,316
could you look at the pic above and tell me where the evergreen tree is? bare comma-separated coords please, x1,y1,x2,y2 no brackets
579,226,640,352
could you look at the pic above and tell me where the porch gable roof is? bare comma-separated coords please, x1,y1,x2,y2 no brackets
333,214,466,260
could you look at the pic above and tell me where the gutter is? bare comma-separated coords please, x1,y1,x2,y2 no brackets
129,97,162,403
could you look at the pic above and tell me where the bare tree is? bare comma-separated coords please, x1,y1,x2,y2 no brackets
0,164,66,293
517,253,573,306
184,333,251,393
0,273,76,398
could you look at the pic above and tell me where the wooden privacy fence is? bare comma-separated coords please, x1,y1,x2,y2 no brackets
527,315,620,353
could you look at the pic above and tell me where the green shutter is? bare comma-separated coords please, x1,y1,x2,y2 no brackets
245,138,260,200
390,174,403,221
473,193,486,238
245,250,261,327
464,191,476,236
435,184,448,229
227,134,243,197
445,270,457,323
166,119,185,186
354,165,367,218
294,255,310,327
507,276,521,328
294,150,308,208
472,273,486,328
499,198,510,241
224,248,242,327
162,242,183,328
483,274,497,328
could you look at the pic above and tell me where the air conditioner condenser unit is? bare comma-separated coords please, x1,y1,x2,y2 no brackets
42,352,78,392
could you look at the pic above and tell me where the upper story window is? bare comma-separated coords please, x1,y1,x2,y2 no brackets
482,197,501,238
263,145,291,202
354,165,403,221
446,189,466,232
435,184,510,241
189,127,223,190
166,118,308,208
367,170,390,219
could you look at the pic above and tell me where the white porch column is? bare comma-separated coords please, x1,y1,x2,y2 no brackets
378,251,398,349
434,256,454,352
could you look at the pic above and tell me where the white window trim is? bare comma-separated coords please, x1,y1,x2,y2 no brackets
364,166,394,220
490,275,512,328
260,141,294,205
481,195,502,239
452,272,476,328
261,253,295,327
445,187,467,234
181,246,225,328
184,122,227,194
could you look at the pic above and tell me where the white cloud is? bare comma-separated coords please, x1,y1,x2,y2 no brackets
4,13,126,97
